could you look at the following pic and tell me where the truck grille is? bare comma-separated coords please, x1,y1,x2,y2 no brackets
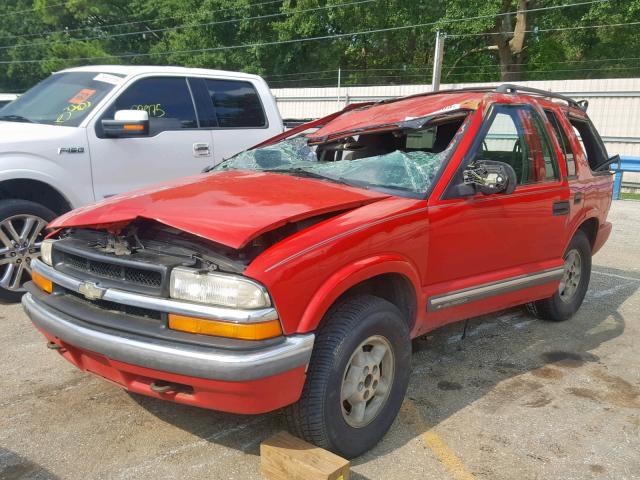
65,289,163,321
59,250,162,289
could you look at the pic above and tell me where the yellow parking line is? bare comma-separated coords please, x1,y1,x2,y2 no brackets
402,400,476,480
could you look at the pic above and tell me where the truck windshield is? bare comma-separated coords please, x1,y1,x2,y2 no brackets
0,72,123,127
216,115,467,197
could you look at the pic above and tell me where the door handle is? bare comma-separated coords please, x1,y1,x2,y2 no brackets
193,142,211,157
552,200,570,216
574,192,583,204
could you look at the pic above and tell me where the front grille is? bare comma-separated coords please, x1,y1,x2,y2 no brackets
66,289,163,321
59,251,162,288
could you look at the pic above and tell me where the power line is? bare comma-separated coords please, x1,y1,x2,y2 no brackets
0,0,614,65
446,65,640,76
447,20,640,38
275,66,640,84
273,65,640,88
447,56,640,69
0,0,285,42
4,1,67,17
265,69,342,78
269,64,640,87
265,55,640,80
0,0,376,51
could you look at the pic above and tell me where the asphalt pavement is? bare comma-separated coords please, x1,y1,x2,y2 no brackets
1,200,638,480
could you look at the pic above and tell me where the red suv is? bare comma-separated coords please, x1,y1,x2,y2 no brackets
23,85,613,458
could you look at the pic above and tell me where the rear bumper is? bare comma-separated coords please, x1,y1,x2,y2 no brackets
593,221,612,255
22,292,313,413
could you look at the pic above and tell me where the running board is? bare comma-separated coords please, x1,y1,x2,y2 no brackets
427,267,564,312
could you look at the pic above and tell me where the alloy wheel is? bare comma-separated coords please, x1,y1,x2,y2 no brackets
0,214,48,291
559,248,582,303
340,335,395,428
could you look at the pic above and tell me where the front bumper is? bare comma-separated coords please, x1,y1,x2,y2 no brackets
23,292,314,382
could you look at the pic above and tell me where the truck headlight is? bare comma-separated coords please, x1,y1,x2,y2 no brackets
169,267,271,309
40,239,56,266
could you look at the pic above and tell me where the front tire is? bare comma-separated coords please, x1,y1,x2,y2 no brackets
285,294,411,459
526,229,592,322
0,199,56,302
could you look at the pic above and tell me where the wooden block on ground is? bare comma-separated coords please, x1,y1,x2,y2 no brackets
260,431,350,480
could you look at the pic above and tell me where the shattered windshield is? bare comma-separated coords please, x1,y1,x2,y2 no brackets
215,115,468,197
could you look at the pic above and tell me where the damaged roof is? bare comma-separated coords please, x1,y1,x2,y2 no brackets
308,91,482,140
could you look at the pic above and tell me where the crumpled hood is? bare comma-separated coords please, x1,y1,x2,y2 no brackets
50,170,390,249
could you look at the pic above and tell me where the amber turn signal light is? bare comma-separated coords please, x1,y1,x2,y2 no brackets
31,271,53,294
168,314,282,341
123,124,145,131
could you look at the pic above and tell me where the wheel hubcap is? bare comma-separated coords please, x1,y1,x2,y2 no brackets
0,214,47,291
559,248,582,303
340,335,395,428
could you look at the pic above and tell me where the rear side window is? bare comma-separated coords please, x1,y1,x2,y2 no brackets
568,117,608,171
530,111,560,180
545,110,576,176
204,79,266,128
102,77,198,134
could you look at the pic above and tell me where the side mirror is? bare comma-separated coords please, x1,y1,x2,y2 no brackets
463,160,517,195
102,110,149,138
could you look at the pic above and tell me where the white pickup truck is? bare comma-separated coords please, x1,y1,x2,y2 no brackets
0,65,283,300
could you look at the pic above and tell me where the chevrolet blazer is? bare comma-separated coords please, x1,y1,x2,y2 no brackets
22,84,614,458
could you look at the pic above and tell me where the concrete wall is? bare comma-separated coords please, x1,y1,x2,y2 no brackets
271,78,640,158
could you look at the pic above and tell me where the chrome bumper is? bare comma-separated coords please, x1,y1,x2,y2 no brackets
22,293,314,382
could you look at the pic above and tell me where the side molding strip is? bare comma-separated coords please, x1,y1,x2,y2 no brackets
428,267,564,312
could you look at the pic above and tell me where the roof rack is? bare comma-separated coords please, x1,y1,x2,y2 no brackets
495,84,588,111
374,83,588,111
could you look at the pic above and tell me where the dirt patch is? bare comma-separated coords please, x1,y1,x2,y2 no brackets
522,391,553,408
592,370,640,409
530,366,564,380
566,370,640,409
590,464,606,474
437,380,463,391
481,378,545,413
567,387,600,402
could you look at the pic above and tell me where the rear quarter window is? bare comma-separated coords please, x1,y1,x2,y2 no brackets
567,116,608,171
204,79,266,128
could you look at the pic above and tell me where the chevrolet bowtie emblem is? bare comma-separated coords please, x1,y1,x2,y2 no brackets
78,282,105,301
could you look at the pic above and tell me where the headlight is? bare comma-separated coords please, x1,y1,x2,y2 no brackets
40,239,56,266
169,267,271,309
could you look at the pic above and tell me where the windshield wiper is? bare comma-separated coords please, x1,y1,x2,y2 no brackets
0,114,33,123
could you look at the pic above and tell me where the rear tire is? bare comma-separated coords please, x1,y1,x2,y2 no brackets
285,294,411,459
526,230,591,322
0,199,56,303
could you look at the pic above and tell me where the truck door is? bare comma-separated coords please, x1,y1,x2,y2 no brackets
188,77,282,166
426,103,570,326
88,76,213,200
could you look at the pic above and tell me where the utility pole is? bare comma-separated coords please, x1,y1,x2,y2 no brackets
431,30,445,92
337,67,342,107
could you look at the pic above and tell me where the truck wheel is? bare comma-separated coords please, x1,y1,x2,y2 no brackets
0,199,56,302
285,294,411,459
526,230,591,322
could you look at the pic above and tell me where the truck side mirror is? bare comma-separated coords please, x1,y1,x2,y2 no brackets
102,110,149,138
462,160,517,195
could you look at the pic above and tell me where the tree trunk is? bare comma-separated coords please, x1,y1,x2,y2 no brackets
494,0,528,81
